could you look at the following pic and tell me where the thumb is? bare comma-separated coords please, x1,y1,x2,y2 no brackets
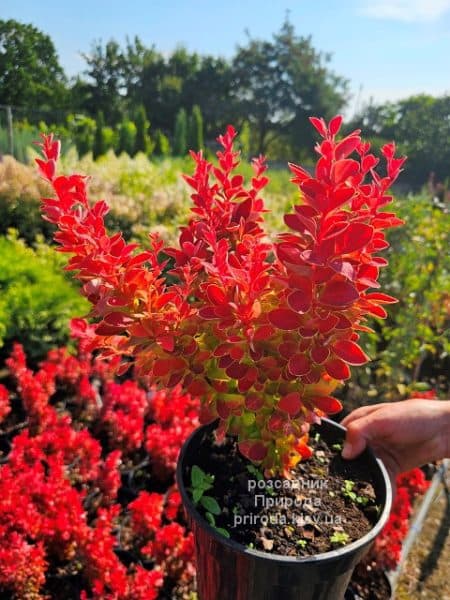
341,420,371,459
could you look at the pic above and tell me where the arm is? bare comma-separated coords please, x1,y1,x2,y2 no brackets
341,399,450,483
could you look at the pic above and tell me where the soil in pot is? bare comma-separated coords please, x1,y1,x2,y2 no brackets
189,423,382,557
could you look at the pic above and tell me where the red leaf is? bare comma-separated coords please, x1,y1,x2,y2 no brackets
363,292,398,304
268,309,302,331
198,307,219,319
322,219,349,240
316,314,339,334
225,362,249,380
329,115,343,136
213,343,231,357
288,354,310,376
295,442,313,459
335,135,360,160
239,440,268,462
268,412,286,431
284,213,317,237
153,357,186,377
116,361,131,376
253,325,275,341
153,359,172,377
279,341,298,359
288,162,311,183
206,284,227,305
278,392,302,416
332,340,369,365
325,358,351,380
365,303,388,319
335,223,374,254
310,396,342,414
230,346,245,361
36,158,56,181
309,117,327,137
320,280,359,307
276,242,304,265
287,290,311,314
311,345,329,364
187,379,210,396
245,393,264,411
331,159,359,184
156,335,175,352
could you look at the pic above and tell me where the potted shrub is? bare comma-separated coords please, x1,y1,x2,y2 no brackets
36,115,405,599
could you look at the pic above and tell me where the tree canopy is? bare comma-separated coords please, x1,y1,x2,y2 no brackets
0,19,67,110
231,20,349,155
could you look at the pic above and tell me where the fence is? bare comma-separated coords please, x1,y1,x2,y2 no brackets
0,104,74,163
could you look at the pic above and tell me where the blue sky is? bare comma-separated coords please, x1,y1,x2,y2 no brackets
2,0,450,116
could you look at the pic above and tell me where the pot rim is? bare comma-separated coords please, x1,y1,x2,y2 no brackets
176,417,393,565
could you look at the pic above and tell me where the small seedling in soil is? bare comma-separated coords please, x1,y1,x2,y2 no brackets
342,480,369,506
246,464,264,481
314,433,321,442
332,443,343,451
296,539,308,548
190,465,230,538
330,531,350,545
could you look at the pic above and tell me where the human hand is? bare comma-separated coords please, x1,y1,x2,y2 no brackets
341,399,450,485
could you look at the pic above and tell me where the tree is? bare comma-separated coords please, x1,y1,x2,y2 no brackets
174,108,187,156
182,55,236,137
350,94,450,185
231,19,349,155
117,119,137,155
188,105,204,151
93,111,107,159
80,40,125,124
0,19,67,111
238,120,251,158
134,105,153,155
154,129,171,157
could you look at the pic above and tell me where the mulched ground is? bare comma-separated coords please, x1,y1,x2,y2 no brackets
395,469,450,600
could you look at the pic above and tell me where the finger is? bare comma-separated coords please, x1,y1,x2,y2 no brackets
341,414,390,460
341,403,387,428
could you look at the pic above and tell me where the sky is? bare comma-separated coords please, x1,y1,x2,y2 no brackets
2,0,450,116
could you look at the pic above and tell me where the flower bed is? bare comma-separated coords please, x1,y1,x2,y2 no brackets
0,320,197,600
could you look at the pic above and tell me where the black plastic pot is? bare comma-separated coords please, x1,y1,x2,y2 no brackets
346,568,393,599
176,418,392,600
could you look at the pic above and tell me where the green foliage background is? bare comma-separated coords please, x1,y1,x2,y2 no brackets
0,235,89,364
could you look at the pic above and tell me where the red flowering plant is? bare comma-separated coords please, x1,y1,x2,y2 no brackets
0,327,196,599
36,116,405,475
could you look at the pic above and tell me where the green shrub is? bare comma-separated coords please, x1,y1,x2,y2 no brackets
188,105,204,151
154,129,171,157
93,111,107,160
0,235,89,364
67,113,96,157
0,156,56,245
353,194,450,400
135,105,154,156
173,108,187,156
117,120,137,156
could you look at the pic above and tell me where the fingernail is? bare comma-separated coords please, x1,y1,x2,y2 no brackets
341,443,352,459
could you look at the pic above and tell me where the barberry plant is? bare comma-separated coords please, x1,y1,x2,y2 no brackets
36,116,405,473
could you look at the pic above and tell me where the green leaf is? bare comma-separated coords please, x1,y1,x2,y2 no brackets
192,487,204,503
214,527,230,538
201,495,221,515
205,512,216,526
191,465,206,488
